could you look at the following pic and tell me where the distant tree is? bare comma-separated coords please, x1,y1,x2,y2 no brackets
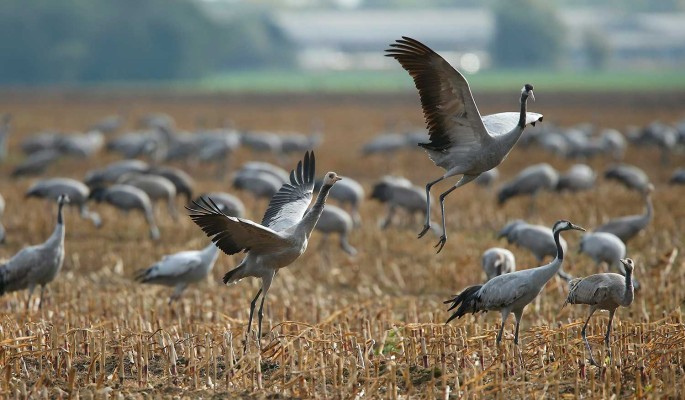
583,29,611,70
489,0,566,69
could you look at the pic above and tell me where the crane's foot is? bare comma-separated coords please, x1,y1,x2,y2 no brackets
418,224,431,238
434,235,447,253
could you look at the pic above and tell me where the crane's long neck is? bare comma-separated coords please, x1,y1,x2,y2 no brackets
47,201,66,247
621,268,635,306
532,228,565,284
300,183,333,237
517,92,529,129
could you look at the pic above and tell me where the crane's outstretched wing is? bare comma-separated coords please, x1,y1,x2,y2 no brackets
261,151,316,232
187,198,288,255
482,112,543,137
385,37,490,152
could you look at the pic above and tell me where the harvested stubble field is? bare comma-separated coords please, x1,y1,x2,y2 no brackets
0,89,684,399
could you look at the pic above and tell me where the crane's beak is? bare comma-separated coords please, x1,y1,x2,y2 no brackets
334,176,343,182
528,90,535,102
571,223,586,232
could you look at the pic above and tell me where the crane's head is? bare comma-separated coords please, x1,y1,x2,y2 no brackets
323,172,342,186
552,219,585,233
619,258,635,272
57,193,71,205
521,83,535,102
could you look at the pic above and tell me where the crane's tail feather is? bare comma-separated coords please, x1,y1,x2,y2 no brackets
444,285,482,324
134,267,153,283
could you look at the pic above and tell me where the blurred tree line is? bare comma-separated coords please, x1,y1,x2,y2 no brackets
0,0,295,84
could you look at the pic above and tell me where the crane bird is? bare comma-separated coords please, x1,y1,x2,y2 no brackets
0,194,69,309
315,205,357,256
147,165,195,204
194,192,245,218
498,220,572,281
577,231,640,290
117,173,179,221
670,168,685,185
89,184,160,240
481,247,516,281
445,220,585,346
563,258,635,366
187,151,341,350
385,37,542,252
370,176,441,235
604,164,651,194
497,163,558,208
26,177,102,228
594,184,653,243
556,164,596,193
135,241,220,303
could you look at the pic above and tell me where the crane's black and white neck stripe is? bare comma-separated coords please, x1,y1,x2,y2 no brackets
518,84,535,129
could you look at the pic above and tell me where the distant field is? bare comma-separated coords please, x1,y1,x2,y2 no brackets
197,69,685,93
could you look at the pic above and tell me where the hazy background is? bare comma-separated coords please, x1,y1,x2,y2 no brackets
1,0,684,91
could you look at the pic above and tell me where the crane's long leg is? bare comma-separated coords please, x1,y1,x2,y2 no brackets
581,308,599,366
244,288,263,353
381,205,396,230
26,284,36,311
418,177,445,238
340,232,357,257
168,283,188,304
256,272,275,349
513,310,523,346
604,309,616,363
38,285,46,310
496,309,511,345
433,175,478,253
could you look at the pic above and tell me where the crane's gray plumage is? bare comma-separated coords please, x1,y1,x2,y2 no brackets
147,165,195,204
564,258,635,366
117,173,179,221
446,220,585,345
556,164,596,192
595,185,653,243
187,151,341,350
11,149,61,178
233,169,284,201
497,163,558,206
578,231,640,290
89,184,160,240
315,204,357,256
385,36,542,252
26,177,102,228
604,164,651,194
239,161,289,184
482,247,516,281
0,194,69,309
498,220,572,280
84,159,149,187
371,176,441,235
670,168,685,185
135,241,220,303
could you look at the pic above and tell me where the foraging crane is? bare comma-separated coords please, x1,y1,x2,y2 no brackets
238,162,289,184
578,232,640,290
445,220,585,345
11,149,61,178
135,241,220,303
370,176,441,235
315,176,365,227
233,169,283,201
563,258,635,366
498,220,572,280
385,37,542,252
84,159,149,187
497,163,558,207
595,185,653,243
26,177,102,228
147,165,195,204
0,194,69,309
669,168,685,185
481,247,516,281
89,184,160,240
556,164,596,192
315,205,357,256
117,173,179,221
187,151,341,350
604,164,651,194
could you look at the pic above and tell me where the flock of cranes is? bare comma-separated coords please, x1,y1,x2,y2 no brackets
1,36,679,367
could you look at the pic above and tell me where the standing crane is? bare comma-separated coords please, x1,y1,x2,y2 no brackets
0,194,69,309
445,220,585,346
595,184,653,243
481,247,516,281
563,258,635,366
385,36,542,252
